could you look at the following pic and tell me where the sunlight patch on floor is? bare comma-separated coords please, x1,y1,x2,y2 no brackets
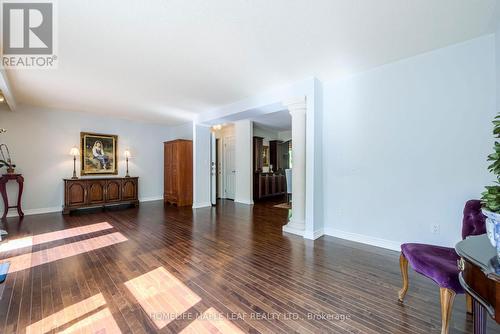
4,232,127,273
180,307,244,334
0,222,114,253
124,267,201,329
58,307,121,333
26,293,111,333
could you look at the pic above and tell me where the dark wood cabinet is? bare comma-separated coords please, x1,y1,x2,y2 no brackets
63,177,138,214
269,140,281,170
87,180,106,204
253,137,264,172
122,178,138,201
254,173,286,200
253,136,287,200
106,179,122,202
270,140,291,171
164,139,192,207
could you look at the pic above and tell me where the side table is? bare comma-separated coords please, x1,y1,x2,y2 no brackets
0,173,24,220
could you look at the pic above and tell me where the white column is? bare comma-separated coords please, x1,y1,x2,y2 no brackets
283,97,306,236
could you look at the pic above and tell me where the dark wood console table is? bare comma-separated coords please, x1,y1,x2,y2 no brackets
63,177,139,214
456,234,500,333
253,173,286,200
0,173,24,220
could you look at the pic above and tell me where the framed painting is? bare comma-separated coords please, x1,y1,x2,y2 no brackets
262,145,270,166
80,132,118,175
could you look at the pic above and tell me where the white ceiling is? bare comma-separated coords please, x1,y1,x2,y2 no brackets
252,110,291,132
5,0,498,125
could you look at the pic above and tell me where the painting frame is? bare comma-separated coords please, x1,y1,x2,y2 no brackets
262,145,270,166
80,132,118,176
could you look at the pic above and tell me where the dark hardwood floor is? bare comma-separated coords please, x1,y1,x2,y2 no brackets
0,200,496,333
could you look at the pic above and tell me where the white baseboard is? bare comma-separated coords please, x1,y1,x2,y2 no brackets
234,199,254,205
5,196,163,218
139,196,163,202
324,227,401,252
282,224,305,237
303,228,324,240
192,202,212,209
6,206,61,218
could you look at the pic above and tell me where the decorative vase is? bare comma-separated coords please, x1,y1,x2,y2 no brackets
482,209,500,257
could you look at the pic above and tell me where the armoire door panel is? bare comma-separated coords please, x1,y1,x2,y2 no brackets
164,140,192,206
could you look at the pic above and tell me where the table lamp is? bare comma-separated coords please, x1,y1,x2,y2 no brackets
124,149,131,177
70,146,80,179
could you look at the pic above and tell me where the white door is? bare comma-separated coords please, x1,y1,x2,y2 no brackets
210,133,216,205
224,136,235,200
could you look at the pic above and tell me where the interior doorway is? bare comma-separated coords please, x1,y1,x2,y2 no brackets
251,110,292,205
211,124,236,201
196,97,308,237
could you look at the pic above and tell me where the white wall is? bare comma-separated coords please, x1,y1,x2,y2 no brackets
170,122,194,141
0,106,192,216
496,19,500,111
323,35,496,249
253,126,279,146
278,130,292,142
192,124,211,208
312,78,324,237
234,120,253,205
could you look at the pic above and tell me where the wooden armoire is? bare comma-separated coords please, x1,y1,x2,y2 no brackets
164,139,193,206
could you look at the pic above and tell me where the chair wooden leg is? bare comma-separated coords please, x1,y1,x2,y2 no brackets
398,253,409,302
440,288,456,334
466,293,472,314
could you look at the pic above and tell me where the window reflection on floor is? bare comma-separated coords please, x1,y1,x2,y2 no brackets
10,225,245,333
4,232,127,273
26,293,120,334
180,307,244,334
0,222,114,253
57,308,121,334
125,267,202,329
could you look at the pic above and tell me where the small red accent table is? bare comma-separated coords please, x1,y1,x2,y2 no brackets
0,173,24,220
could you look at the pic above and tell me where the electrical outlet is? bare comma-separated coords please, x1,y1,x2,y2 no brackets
432,224,440,235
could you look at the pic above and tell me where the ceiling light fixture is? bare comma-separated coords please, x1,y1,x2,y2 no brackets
211,124,222,131
0,93,4,103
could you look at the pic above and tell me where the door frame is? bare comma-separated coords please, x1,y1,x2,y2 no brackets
210,133,216,205
223,135,235,200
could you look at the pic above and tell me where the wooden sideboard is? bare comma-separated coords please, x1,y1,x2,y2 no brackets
254,173,286,200
253,136,288,201
63,177,139,214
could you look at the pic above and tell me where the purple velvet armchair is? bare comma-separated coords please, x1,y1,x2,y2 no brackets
398,200,486,334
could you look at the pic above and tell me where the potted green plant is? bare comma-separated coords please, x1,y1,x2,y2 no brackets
482,114,500,247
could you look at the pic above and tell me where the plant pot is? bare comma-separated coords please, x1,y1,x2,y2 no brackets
482,209,500,249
